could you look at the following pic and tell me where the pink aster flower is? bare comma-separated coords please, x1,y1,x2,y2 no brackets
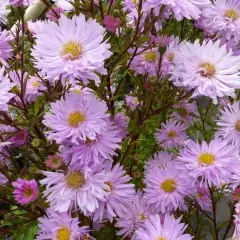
103,15,121,33
0,173,8,185
177,139,240,187
46,7,63,22
115,191,151,238
93,163,135,222
36,209,89,240
10,129,28,146
112,112,129,139
135,214,192,240
126,95,141,110
202,0,240,43
233,187,240,201
0,67,15,111
129,48,160,77
61,123,121,168
12,178,38,205
45,154,64,169
216,101,240,148
0,0,10,24
144,163,193,213
144,151,175,173
43,92,109,144
32,14,112,85
9,0,35,6
40,166,109,214
149,34,173,47
0,30,13,68
155,120,187,149
171,40,240,103
195,183,211,210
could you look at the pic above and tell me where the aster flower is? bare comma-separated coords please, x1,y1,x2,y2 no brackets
43,92,109,144
233,187,240,201
12,178,38,205
53,0,74,11
46,7,63,22
177,139,240,187
103,15,121,33
129,48,160,77
0,30,13,67
149,34,173,47
112,112,129,139
155,120,187,149
0,0,10,24
0,67,15,111
40,166,109,213
61,123,121,169
10,129,28,146
144,163,193,213
9,0,35,6
135,214,192,240
126,95,141,110
0,173,8,185
233,203,240,239
194,183,211,210
36,209,89,240
201,0,240,42
216,101,240,148
45,154,64,169
32,14,112,85
171,40,240,103
144,0,210,21
115,191,151,238
144,151,175,173
93,163,135,222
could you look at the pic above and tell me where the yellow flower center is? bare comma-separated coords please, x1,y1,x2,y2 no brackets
168,130,177,138
80,234,91,240
156,237,167,240
235,120,240,132
61,41,82,60
132,0,137,4
68,111,85,128
145,52,157,62
168,52,175,62
32,80,39,87
56,227,71,240
198,153,216,165
199,62,216,78
105,181,114,192
23,188,33,198
65,171,85,189
140,214,146,221
74,89,81,94
161,178,176,193
224,9,239,21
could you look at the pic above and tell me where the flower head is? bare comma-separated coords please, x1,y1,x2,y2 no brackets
126,95,141,110
103,15,121,33
46,7,63,22
45,154,64,169
10,129,28,146
0,1,10,24
112,112,129,139
0,30,13,68
12,178,38,205
32,14,112,85
195,183,211,210
9,0,35,6
53,0,74,11
177,139,240,187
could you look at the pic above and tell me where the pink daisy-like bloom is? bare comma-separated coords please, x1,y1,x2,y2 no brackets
103,15,121,33
61,123,121,169
45,154,64,170
233,187,240,201
126,95,141,110
0,67,15,111
155,120,187,149
93,163,135,222
112,112,129,139
144,0,210,21
10,129,28,146
216,101,240,148
135,214,193,240
0,1,10,24
144,163,193,214
194,183,211,210
171,40,240,103
0,30,13,68
177,139,240,187
144,151,175,173
43,92,109,144
129,48,160,77
36,209,89,240
0,173,8,185
115,191,151,238
40,166,109,214
12,178,38,205
9,0,35,6
46,7,63,22
201,0,240,43
32,14,112,85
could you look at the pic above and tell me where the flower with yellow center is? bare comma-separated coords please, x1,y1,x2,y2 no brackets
156,237,167,240
168,130,177,138
56,227,71,240
32,80,39,87
235,120,240,132
161,178,176,193
65,171,85,189
168,52,175,62
224,9,239,21
61,41,82,60
198,153,216,165
199,62,216,78
145,52,157,63
23,188,33,198
105,181,114,192
68,111,85,128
